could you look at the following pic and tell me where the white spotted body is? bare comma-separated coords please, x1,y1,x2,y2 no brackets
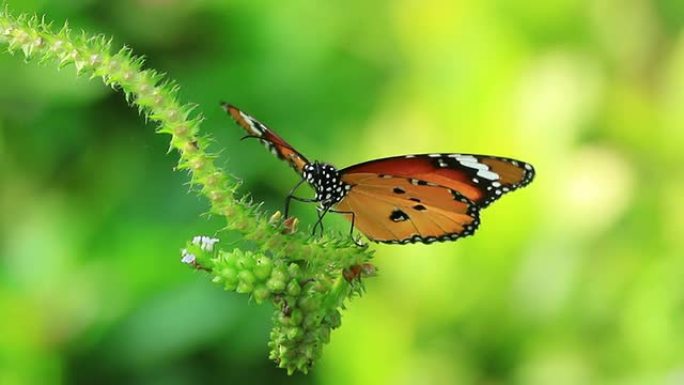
302,162,350,209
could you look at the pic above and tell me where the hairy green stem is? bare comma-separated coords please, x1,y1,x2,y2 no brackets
0,6,375,374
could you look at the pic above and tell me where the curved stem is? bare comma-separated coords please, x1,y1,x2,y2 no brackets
0,6,375,375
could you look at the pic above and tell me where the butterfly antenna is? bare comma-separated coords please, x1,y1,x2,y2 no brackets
240,134,261,141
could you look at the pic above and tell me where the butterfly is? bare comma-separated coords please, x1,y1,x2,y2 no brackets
222,103,535,245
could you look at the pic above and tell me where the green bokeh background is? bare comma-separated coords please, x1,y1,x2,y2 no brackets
2,0,684,384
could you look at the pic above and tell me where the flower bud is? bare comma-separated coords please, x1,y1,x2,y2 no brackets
269,211,282,225
253,284,270,303
286,280,301,297
289,309,304,326
236,280,254,294
285,327,303,341
235,253,255,270
303,312,323,330
282,217,299,234
297,296,320,312
220,267,238,290
267,277,286,293
287,263,302,278
253,257,273,281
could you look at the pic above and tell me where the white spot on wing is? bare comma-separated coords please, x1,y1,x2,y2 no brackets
455,155,478,164
477,170,499,181
454,156,500,181
459,159,488,171
239,112,263,136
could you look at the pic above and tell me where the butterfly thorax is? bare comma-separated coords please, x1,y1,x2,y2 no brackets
302,162,351,208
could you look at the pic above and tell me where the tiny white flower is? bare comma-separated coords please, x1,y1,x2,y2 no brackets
181,249,196,264
192,235,220,251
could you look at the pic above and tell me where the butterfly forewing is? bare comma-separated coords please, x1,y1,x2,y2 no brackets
340,154,535,208
223,103,310,174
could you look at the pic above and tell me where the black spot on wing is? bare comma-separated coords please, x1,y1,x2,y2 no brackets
373,204,482,245
389,209,410,222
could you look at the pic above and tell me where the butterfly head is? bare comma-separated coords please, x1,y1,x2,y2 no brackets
302,162,350,206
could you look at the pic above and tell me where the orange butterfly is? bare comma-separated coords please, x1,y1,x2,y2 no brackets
222,103,535,245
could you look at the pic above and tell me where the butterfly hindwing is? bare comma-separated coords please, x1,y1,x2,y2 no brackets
222,103,310,174
335,173,480,244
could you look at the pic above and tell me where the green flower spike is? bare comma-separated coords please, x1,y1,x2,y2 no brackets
0,6,376,374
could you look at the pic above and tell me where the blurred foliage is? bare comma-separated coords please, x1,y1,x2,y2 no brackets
1,0,683,384
0,10,376,375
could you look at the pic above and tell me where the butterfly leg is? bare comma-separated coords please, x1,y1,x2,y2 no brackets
311,206,331,237
330,209,366,248
284,179,315,218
